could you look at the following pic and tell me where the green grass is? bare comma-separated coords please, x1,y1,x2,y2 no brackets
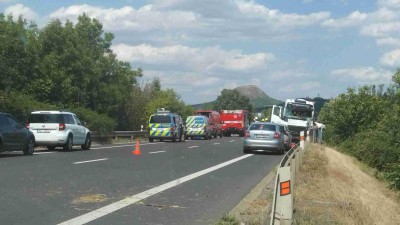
213,214,240,225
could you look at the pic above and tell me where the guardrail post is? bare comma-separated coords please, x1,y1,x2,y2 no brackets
298,147,303,167
291,157,296,185
300,131,305,150
295,148,300,173
276,166,293,225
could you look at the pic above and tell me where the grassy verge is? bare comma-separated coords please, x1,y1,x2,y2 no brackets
294,144,400,225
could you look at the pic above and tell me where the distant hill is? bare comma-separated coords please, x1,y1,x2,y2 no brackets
192,85,283,111
234,85,283,109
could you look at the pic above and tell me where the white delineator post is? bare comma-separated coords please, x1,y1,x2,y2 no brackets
277,166,293,225
300,131,305,150
306,129,310,142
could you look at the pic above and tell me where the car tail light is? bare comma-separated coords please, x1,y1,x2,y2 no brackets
26,123,30,129
273,132,279,139
245,131,250,138
59,123,66,131
170,127,174,133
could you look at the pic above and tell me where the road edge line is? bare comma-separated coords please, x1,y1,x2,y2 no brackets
58,154,253,225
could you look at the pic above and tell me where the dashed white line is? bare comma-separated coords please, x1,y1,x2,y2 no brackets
213,143,220,145
73,158,108,165
229,140,236,143
58,154,253,225
34,152,55,155
91,142,162,150
148,151,166,154
188,146,199,149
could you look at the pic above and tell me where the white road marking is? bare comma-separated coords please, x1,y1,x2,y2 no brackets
188,146,199,149
213,143,220,145
34,152,55,155
229,140,236,143
148,151,166,154
73,158,109,165
91,143,161,150
58,154,253,225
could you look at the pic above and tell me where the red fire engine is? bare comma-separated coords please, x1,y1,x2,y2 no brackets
220,110,249,137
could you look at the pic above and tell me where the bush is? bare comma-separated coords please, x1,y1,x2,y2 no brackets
0,91,116,136
0,91,58,122
338,131,400,189
71,107,116,135
384,163,400,190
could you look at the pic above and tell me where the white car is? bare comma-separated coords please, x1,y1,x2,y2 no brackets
27,111,91,151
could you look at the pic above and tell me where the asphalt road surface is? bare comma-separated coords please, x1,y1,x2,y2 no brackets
0,136,283,225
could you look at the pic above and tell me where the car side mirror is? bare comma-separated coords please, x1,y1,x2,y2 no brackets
82,121,87,126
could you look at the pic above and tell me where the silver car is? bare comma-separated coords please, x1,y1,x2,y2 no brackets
243,122,285,154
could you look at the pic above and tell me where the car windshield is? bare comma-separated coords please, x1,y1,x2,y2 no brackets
149,115,170,124
193,117,205,124
249,124,275,131
28,114,63,123
285,103,313,120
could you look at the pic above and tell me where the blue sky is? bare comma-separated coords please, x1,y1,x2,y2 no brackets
1,0,399,104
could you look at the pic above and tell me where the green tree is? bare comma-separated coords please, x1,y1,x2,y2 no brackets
213,89,253,112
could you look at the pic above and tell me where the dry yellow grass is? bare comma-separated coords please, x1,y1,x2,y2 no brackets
294,144,400,225
72,194,108,204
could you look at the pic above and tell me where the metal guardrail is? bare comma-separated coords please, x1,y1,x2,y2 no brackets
91,131,147,139
270,131,307,225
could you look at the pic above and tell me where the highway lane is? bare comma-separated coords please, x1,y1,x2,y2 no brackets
0,137,283,225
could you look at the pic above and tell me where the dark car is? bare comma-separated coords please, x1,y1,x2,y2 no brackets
0,113,35,155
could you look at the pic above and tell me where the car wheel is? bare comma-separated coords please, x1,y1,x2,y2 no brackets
63,136,73,151
23,138,35,155
243,147,250,154
0,139,4,152
81,134,91,150
149,138,154,143
172,135,176,142
278,146,284,155
220,132,223,138
214,132,217,138
47,146,56,151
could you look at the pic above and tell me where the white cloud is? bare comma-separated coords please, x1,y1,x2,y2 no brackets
331,67,393,83
4,4,38,20
322,11,367,28
111,43,275,73
380,49,400,67
378,0,400,8
50,4,198,32
236,0,330,28
48,1,331,43
376,37,400,46
360,22,400,38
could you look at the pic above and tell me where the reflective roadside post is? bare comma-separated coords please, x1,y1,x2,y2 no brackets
141,125,143,131
300,131,305,150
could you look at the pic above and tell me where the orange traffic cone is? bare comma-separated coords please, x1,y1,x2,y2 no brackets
132,139,141,155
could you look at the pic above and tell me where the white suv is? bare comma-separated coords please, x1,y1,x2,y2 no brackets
27,111,91,151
